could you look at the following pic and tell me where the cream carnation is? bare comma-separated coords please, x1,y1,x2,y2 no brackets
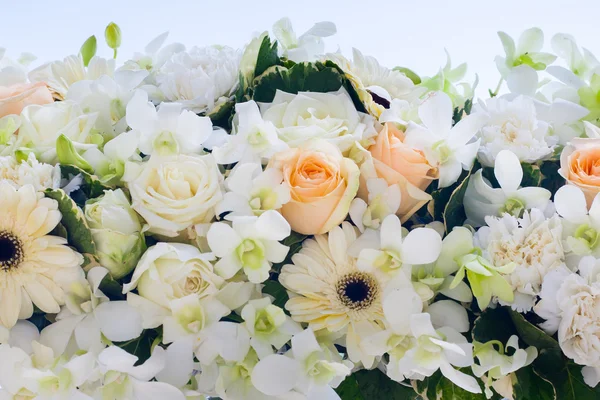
476,209,565,311
155,46,240,113
124,154,223,237
0,153,59,191
476,95,555,167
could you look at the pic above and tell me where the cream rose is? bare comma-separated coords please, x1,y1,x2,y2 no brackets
0,82,53,118
267,140,359,235
123,242,224,309
124,153,223,237
260,89,376,153
355,122,437,222
560,138,600,206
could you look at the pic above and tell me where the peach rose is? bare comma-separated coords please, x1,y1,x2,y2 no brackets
0,82,53,118
560,138,600,206
267,140,360,235
356,122,437,221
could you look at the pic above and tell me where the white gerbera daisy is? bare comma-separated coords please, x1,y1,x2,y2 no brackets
0,183,83,328
279,222,384,367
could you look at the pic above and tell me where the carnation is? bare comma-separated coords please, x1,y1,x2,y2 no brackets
155,45,240,113
476,95,555,166
476,209,565,311
0,153,59,191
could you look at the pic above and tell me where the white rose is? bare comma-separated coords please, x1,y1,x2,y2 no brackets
535,257,600,386
17,100,97,163
260,89,376,153
155,45,240,113
123,242,224,308
124,153,223,237
84,189,145,278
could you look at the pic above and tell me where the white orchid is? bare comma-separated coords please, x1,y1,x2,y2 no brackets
241,297,301,358
83,129,141,184
125,90,214,155
251,328,352,398
216,163,291,218
349,178,401,232
120,32,185,80
554,185,600,261
207,211,291,283
212,100,288,165
354,214,442,282
464,150,551,227
39,267,143,356
405,91,487,188
552,33,600,81
495,28,556,78
96,346,186,400
272,18,336,63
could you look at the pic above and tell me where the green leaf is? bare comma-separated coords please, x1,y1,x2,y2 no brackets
45,188,96,255
355,369,420,399
436,370,488,400
60,164,111,200
252,62,344,103
80,35,97,67
207,98,235,130
99,272,125,301
508,310,560,351
394,66,421,84
56,134,94,173
254,35,280,77
513,365,556,400
415,370,444,399
533,348,600,400
114,329,159,365
262,280,289,309
442,168,473,233
335,376,363,400
322,60,366,113
540,160,563,199
521,163,542,187
472,307,517,345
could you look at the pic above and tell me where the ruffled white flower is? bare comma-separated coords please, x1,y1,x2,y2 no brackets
279,222,385,368
66,70,148,137
0,341,97,399
494,28,556,78
39,267,143,356
251,328,352,398
260,89,376,153
476,209,565,311
241,297,301,358
29,55,115,100
405,92,488,187
17,100,97,163
126,90,214,156
464,150,551,226
349,178,401,232
0,153,59,191
212,101,288,165
535,257,600,387
124,153,223,237
0,183,83,328
207,211,290,283
393,313,481,393
476,95,554,167
96,345,186,400
472,335,538,399
272,18,336,62
354,214,442,283
154,45,240,113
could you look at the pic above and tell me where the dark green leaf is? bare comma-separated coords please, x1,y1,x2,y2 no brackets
99,273,125,301
355,369,420,399
521,163,542,187
436,370,488,400
540,161,563,199
254,36,280,77
322,60,366,113
262,280,289,309
114,329,160,365
415,370,443,399
45,188,96,255
508,310,560,351
335,375,363,400
27,312,52,331
60,164,111,200
513,365,556,400
472,307,517,345
207,98,235,130
443,169,472,233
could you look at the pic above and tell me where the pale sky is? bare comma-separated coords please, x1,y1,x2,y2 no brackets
1,0,597,95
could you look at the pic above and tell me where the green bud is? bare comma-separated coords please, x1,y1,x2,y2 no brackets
105,22,122,58
394,66,421,85
56,134,94,173
14,148,34,163
80,35,97,67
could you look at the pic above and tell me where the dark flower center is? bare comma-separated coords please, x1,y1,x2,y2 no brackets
0,231,24,271
336,272,379,311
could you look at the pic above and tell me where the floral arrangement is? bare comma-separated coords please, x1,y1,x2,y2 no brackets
1,17,600,400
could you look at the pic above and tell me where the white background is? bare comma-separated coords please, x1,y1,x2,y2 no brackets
0,0,597,95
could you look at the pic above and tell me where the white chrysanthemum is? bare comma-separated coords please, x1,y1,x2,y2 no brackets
476,209,565,311
0,183,83,328
279,222,384,367
155,46,240,113
0,154,59,191
476,95,554,167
